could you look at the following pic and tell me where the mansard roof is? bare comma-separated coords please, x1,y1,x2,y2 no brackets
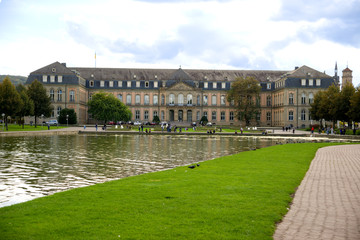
30,62,76,75
285,65,332,79
69,66,287,82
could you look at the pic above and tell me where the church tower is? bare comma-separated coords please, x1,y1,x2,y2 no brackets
342,66,353,87
334,62,340,86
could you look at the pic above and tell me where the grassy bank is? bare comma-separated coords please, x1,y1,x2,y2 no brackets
1,124,66,131
0,143,340,239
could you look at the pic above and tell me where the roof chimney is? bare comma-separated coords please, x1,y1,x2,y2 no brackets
295,66,299,70
61,63,67,67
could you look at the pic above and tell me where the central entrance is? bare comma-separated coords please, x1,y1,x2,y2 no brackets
178,110,183,121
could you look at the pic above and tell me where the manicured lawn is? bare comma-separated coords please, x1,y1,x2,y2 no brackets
0,143,340,239
1,124,66,131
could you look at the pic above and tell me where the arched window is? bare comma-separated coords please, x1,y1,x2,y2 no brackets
135,94,140,104
161,111,165,120
126,94,132,105
301,93,306,104
289,93,294,105
144,110,149,120
220,95,226,105
187,94,193,105
178,94,184,105
267,96,271,106
57,89,62,101
309,93,314,104
57,106,62,117
144,95,149,105
69,90,75,102
169,94,175,105
197,95,200,105
161,95,165,105
50,89,54,101
153,95,158,105
117,94,123,102
212,95,217,106
203,95,208,105
289,111,294,121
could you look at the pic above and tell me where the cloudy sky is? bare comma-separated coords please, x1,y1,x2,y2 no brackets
0,0,359,86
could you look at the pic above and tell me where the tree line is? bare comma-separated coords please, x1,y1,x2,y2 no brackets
310,83,360,128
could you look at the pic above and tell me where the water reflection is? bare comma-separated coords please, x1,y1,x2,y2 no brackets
0,134,296,207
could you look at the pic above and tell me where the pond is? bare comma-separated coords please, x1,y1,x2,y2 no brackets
0,134,323,207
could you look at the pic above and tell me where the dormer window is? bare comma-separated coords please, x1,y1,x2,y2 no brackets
136,81,140,88
145,81,149,88
301,79,306,86
58,75,62,83
43,75,47,82
204,82,208,88
127,81,131,88
267,83,271,89
90,80,94,87
213,82,217,89
109,81,113,87
50,75,55,83
100,81,104,87
154,81,158,88
221,82,226,89
118,81,122,87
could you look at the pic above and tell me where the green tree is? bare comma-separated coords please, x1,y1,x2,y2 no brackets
88,92,131,124
200,116,208,125
58,108,77,125
0,77,23,130
349,88,360,122
152,115,160,124
338,83,355,127
16,84,34,129
27,79,52,127
227,76,261,126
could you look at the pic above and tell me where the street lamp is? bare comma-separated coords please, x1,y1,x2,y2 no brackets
66,114,69,127
41,114,44,129
2,113,4,131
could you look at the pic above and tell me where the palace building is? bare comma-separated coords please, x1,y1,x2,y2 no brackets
26,62,347,127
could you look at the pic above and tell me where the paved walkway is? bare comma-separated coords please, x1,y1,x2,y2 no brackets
274,144,360,240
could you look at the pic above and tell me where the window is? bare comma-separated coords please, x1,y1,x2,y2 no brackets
117,94,123,102
212,95,217,106
309,93,314,104
69,90,75,102
267,83,271,89
203,111,208,118
135,110,140,120
267,112,271,121
309,79,313,86
222,82,226,89
135,94,141,104
301,109,306,121
136,81,140,88
57,89,62,101
58,75,62,83
220,95,226,105
266,96,271,106
316,79,321,86
301,93,306,104
89,93,92,101
153,95,158,105
144,95,149,105
230,111,234,121
153,111,158,117
197,95,200,105
187,94,193,105
169,94,175,105
109,81,113,87
118,81,122,87
90,81,94,87
196,111,200,121
178,94,184,105
100,81,104,87
213,82,217,89
256,112,261,121
204,82,208,88
154,81,158,88
212,111,217,120
221,111,225,121
57,106,61,117
43,75,47,82
289,93,294,105
230,100,234,106
289,111,294,121
50,89,54,101
301,79,306,86
145,81,149,88
127,81,131,88
203,95,208,105
126,94,132,105
50,75,55,83
161,94,165,105
161,111,165,121
144,110,149,120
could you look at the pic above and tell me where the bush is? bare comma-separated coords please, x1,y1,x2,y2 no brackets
58,108,77,125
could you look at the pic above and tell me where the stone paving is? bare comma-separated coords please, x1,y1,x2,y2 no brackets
274,144,360,240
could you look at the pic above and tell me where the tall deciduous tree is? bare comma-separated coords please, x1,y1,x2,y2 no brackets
349,88,360,122
0,77,23,130
16,84,34,129
27,79,52,127
58,108,77,125
227,76,261,126
88,92,131,123
338,83,355,127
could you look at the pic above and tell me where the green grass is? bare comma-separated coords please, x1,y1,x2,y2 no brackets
0,143,341,239
1,124,66,131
